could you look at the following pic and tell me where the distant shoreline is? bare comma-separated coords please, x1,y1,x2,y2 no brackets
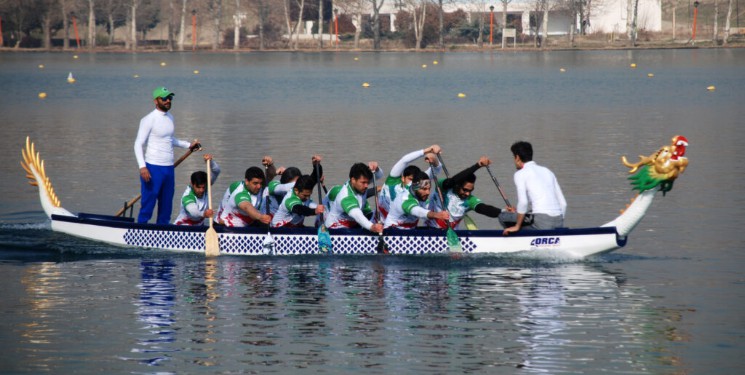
2,39,743,54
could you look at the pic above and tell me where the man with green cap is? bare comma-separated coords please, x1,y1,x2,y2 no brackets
134,86,199,224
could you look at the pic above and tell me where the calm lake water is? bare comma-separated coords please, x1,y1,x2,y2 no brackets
1,49,744,374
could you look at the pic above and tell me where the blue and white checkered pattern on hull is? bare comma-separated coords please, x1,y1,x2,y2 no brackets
122,227,476,255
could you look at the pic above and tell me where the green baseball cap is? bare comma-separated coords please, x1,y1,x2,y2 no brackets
152,86,174,100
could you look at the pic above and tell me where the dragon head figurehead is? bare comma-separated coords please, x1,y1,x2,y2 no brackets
621,135,689,194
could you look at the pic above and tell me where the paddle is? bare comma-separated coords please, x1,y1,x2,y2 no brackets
116,143,202,217
370,171,389,254
429,160,462,253
315,163,332,254
205,157,220,257
434,154,478,230
485,165,512,209
262,166,276,254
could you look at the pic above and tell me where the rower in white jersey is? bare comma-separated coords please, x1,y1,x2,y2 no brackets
173,154,221,225
216,165,272,227
425,156,511,229
324,162,385,234
270,175,325,228
378,145,443,219
383,171,449,229
266,155,323,215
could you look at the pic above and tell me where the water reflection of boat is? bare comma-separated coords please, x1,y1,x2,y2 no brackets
20,136,688,258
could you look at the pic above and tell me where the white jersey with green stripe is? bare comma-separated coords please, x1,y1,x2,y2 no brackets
324,181,374,230
379,149,441,219
270,190,318,227
216,180,267,227
425,178,482,229
173,160,221,226
383,189,431,229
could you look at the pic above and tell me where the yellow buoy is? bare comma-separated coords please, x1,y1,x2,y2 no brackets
354,57,359,61
362,82,370,88
457,93,466,98
133,74,140,78
433,60,438,65
160,62,167,67
647,73,654,78
630,63,637,68
38,92,47,99
73,55,79,59
422,64,427,69
707,85,716,91
38,64,45,69
67,72,76,83
560,68,566,72
193,70,200,74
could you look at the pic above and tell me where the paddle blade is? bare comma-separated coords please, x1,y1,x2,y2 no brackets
318,225,333,254
376,234,390,254
262,232,276,255
446,227,463,253
205,227,220,257
463,215,479,230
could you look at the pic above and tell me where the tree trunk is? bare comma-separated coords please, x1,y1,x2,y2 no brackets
108,13,115,45
178,0,187,51
131,2,138,50
42,12,52,50
354,12,361,49
167,0,175,51
293,0,305,50
258,0,266,50
372,0,381,50
542,5,548,48
438,0,444,49
477,9,484,47
234,0,241,50
283,0,294,49
501,2,508,48
212,0,223,50
713,0,719,42
318,0,324,48
88,0,96,49
630,0,639,46
723,0,733,44
61,0,70,50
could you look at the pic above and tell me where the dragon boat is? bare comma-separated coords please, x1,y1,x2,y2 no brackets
20,136,688,258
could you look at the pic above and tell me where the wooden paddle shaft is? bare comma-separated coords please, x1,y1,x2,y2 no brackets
115,145,200,217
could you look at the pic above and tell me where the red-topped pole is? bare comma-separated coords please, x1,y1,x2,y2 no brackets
489,5,494,45
72,16,81,48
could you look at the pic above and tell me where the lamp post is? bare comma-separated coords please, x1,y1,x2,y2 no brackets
692,1,699,44
489,5,494,46
191,9,197,51
334,8,339,49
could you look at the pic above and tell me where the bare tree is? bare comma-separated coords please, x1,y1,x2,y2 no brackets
99,0,124,46
629,0,638,46
87,0,95,49
723,0,733,44
712,0,719,42
403,0,428,50
337,0,365,49
60,0,71,49
499,0,511,47
207,0,223,50
177,0,187,50
366,0,385,50
292,0,305,49
317,0,323,48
